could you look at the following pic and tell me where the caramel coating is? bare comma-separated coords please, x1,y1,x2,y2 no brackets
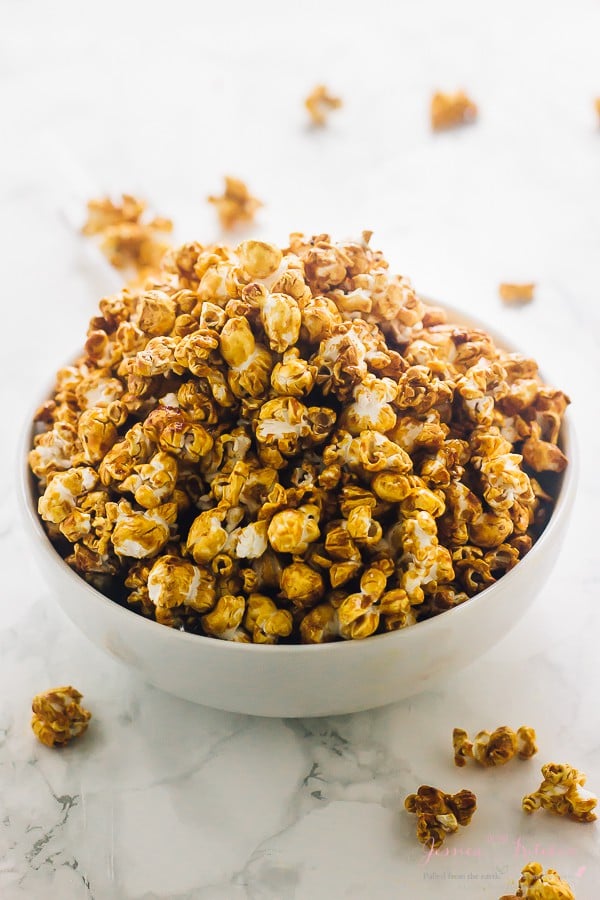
405,785,477,848
500,861,575,899
522,762,597,823
83,194,172,279
431,90,478,131
499,283,536,305
453,725,538,767
208,176,262,230
31,686,91,747
30,230,568,642
305,85,342,126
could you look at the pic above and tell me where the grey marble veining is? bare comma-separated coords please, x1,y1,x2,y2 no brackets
2,1,600,897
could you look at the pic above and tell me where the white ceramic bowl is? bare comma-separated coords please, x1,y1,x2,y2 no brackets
19,307,577,717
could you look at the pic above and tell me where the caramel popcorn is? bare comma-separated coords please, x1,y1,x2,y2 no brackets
522,763,597,823
31,686,91,748
499,283,536,305
83,194,173,277
208,176,262,230
431,90,478,131
405,785,477,848
30,230,569,643
305,84,342,126
500,862,575,900
453,725,537,767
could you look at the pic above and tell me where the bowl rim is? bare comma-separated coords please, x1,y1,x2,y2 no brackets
19,299,578,655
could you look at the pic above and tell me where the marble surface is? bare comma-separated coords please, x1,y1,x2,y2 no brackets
2,1,600,897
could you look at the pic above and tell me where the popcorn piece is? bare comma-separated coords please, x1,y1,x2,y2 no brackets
499,861,575,900
431,90,478,131
237,240,283,279
453,725,538,767
31,686,91,748
147,554,216,613
337,566,412,639
305,84,342,126
220,316,273,399
522,423,568,473
300,602,339,643
268,505,321,554
119,451,178,508
499,283,536,305
143,407,213,462
201,594,247,641
111,500,177,559
83,194,172,275
208,176,262,230
260,291,302,353
280,562,325,608
38,467,98,525
339,374,397,435
271,348,317,397
404,785,477,848
186,509,228,564
244,593,293,643
522,763,597,823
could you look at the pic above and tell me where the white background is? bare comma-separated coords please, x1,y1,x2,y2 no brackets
1,1,600,897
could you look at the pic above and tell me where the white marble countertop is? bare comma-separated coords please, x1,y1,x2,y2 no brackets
2,1,600,897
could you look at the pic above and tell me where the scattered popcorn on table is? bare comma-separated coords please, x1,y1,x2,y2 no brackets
453,725,537,767
31,686,91,748
83,194,173,277
305,84,342,126
404,785,477,848
499,861,575,900
29,231,569,643
208,176,262,230
431,90,478,131
499,283,536,305
522,762,597,823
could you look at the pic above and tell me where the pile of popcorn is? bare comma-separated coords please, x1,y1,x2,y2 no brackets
29,233,568,643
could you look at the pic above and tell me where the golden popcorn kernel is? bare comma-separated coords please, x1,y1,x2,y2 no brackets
299,602,339,643
83,194,172,276
499,283,536,305
430,90,478,131
280,562,325,608
244,593,293,643
83,194,145,234
143,407,213,462
523,762,597,823
31,686,91,748
260,291,302,353
404,785,477,848
201,594,246,640
267,505,321,554
208,176,262,230
111,502,176,559
271,349,317,398
453,725,537,768
38,467,98,525
305,84,342,126
237,240,282,279
499,861,575,899
186,510,228,564
147,554,216,612
136,290,177,336
522,423,568,473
